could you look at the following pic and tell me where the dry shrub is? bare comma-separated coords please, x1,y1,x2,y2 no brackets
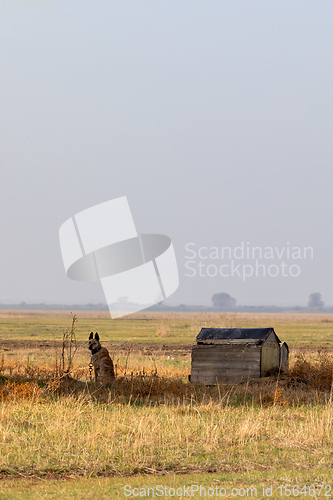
56,313,78,377
289,349,333,390
155,321,173,337
3,339,333,407
260,386,290,407
0,369,331,407
0,351,4,374
0,380,42,401
112,375,189,399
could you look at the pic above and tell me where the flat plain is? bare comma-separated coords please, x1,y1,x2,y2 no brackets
1,310,333,499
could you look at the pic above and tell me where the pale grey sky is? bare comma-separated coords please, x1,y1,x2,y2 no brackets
1,0,332,307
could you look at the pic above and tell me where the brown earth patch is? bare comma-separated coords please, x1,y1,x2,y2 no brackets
0,339,193,357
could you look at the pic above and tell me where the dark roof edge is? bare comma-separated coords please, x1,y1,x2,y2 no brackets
196,327,281,342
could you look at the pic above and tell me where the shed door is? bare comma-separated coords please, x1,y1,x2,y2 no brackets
261,340,280,376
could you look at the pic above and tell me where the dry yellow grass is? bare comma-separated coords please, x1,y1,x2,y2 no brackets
2,348,333,410
2,310,333,482
1,394,333,477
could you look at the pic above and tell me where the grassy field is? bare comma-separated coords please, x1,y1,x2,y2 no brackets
1,310,333,498
1,309,333,346
4,470,333,500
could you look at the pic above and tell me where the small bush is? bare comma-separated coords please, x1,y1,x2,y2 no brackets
0,380,42,401
289,349,333,390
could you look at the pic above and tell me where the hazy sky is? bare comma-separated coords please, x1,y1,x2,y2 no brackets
1,0,332,307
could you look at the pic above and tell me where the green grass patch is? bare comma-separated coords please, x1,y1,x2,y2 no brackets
1,310,333,348
1,470,333,499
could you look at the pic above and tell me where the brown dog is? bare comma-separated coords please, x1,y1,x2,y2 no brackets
88,332,115,383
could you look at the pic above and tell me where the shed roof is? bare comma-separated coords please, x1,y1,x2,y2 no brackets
197,327,280,342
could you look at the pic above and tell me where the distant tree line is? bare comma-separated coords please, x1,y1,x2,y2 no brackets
211,292,237,308
210,292,325,310
308,292,324,308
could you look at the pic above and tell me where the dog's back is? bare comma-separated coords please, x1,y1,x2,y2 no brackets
91,346,115,382
89,332,115,383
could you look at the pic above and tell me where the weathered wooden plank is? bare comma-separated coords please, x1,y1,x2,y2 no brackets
191,344,261,385
193,348,260,355
192,360,259,367
192,344,260,350
193,374,259,380
192,365,260,372
191,365,260,374
192,346,260,360
192,358,260,369
192,346,260,355
193,356,259,361
261,343,280,376
192,372,260,384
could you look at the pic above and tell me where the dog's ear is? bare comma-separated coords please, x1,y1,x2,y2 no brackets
95,332,100,341
89,332,93,340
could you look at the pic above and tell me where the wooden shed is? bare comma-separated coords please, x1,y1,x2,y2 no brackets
191,327,288,385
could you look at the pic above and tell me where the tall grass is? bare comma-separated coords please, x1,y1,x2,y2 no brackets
1,350,333,477
2,312,333,479
2,347,333,405
1,395,333,477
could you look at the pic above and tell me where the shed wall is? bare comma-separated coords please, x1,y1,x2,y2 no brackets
191,344,261,385
260,332,280,376
279,342,289,370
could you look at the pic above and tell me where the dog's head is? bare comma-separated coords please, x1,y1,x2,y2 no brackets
88,332,101,354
